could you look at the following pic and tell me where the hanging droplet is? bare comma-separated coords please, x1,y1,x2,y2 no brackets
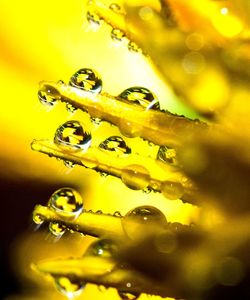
54,120,92,152
69,68,102,93
128,41,141,53
113,211,122,217
66,103,77,113
121,165,150,190
111,28,125,42
90,116,102,125
54,275,85,298
118,291,140,300
161,181,184,200
86,10,102,27
48,187,84,218
84,239,118,258
63,160,75,169
119,87,159,110
33,213,44,225
118,119,142,138
38,85,61,107
109,3,121,13
99,136,131,155
157,145,177,165
49,221,66,237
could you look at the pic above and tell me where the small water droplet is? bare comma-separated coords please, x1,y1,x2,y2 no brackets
66,103,77,113
98,285,106,292
54,120,92,152
111,28,125,42
69,68,102,93
48,187,84,218
119,86,159,110
49,221,66,237
157,145,177,165
121,164,150,190
99,136,131,155
161,181,184,200
90,117,102,125
54,275,85,298
109,3,121,13
113,211,122,217
86,11,102,27
84,239,118,258
33,213,44,225
118,119,141,138
128,41,141,53
118,291,140,300
99,171,108,177
96,210,102,214
142,187,151,194
38,85,61,107
63,160,75,169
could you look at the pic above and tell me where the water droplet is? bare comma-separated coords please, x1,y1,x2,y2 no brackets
54,275,85,298
63,160,75,169
99,136,131,155
109,3,121,13
90,117,102,125
49,221,66,237
33,213,44,225
86,11,102,26
182,51,205,75
157,146,177,165
128,41,141,53
121,165,150,190
161,181,184,200
84,239,118,258
38,85,61,107
119,87,159,110
113,211,122,217
54,120,92,152
66,103,77,113
98,285,106,292
111,28,125,42
48,187,84,218
96,210,102,214
69,68,102,93
118,119,141,138
118,291,140,300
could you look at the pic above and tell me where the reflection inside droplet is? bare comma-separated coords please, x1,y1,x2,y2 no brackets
69,68,102,93
54,275,85,298
111,28,126,42
49,221,66,237
84,239,118,258
99,136,131,155
121,165,150,190
157,145,177,165
38,85,61,107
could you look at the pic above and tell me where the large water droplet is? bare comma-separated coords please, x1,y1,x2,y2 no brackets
84,239,118,258
121,165,150,190
99,136,131,155
119,87,159,110
118,291,140,300
111,28,125,42
69,68,102,93
49,221,66,237
48,187,83,218
38,85,61,107
54,120,92,152
161,181,184,200
157,145,177,165
54,275,85,298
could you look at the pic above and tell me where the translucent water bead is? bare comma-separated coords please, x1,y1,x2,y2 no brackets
54,120,92,152
119,87,159,110
118,291,140,300
121,165,150,190
48,187,84,218
38,84,61,107
157,145,177,165
54,275,85,298
49,221,66,237
84,239,118,258
69,68,102,93
99,136,131,155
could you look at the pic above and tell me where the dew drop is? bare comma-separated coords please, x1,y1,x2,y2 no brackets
118,119,141,138
84,239,118,258
128,41,141,53
113,211,122,217
157,145,177,165
66,103,77,114
99,136,131,155
111,28,125,42
49,221,66,237
63,160,75,169
54,275,85,298
38,85,61,107
118,291,140,300
90,117,102,125
109,3,121,13
161,181,184,200
119,87,159,110
69,68,102,93
121,165,150,190
54,120,92,152
48,187,84,218
86,11,102,27
33,213,44,225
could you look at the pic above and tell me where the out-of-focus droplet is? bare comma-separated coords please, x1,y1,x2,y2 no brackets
109,3,121,13
69,68,102,93
128,41,141,53
119,86,159,110
33,213,44,225
185,33,204,51
38,85,61,107
84,239,118,258
63,160,75,169
66,103,77,114
48,187,83,218
118,291,140,300
54,120,92,152
161,181,184,200
49,221,66,237
99,136,131,155
121,165,150,190
139,6,153,21
111,28,126,42
87,11,102,26
182,52,206,75
54,275,85,298
157,145,177,165
154,230,177,254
